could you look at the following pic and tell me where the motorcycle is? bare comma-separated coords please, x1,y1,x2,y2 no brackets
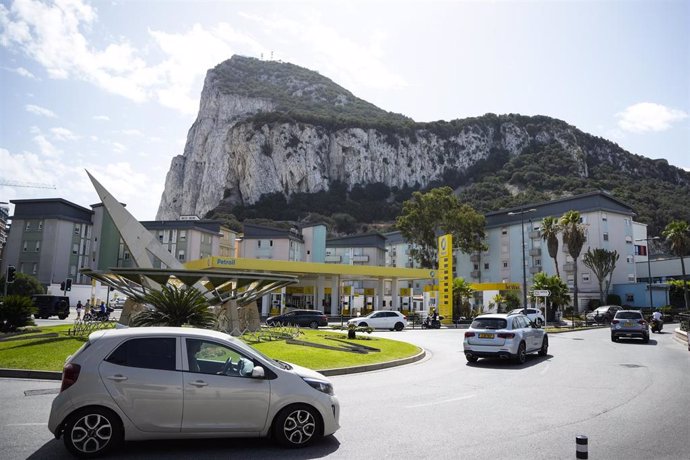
83,307,114,322
422,315,442,329
650,317,663,333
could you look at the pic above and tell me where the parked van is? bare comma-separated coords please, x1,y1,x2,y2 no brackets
32,295,70,319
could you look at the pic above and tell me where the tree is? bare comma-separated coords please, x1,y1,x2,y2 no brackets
560,210,586,312
662,220,690,310
452,277,475,319
491,293,506,313
582,248,619,303
540,216,561,278
531,272,571,321
396,187,486,269
130,285,215,328
0,273,45,297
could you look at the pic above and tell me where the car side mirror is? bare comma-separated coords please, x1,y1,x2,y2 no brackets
251,366,265,378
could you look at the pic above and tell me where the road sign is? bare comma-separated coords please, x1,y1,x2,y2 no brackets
533,290,551,296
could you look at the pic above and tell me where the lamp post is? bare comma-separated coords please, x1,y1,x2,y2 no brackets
636,236,660,310
508,207,537,313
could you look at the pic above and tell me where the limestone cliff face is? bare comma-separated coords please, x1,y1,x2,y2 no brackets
156,57,687,221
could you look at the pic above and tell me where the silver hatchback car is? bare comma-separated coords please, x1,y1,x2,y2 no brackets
610,310,649,343
48,327,340,457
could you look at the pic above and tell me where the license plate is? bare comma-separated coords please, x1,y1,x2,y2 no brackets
624,321,633,327
479,333,494,339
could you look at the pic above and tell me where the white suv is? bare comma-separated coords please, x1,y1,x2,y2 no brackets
347,311,408,331
463,313,549,364
48,327,340,457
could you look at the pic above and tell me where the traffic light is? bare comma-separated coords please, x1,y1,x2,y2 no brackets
6,266,16,283
65,278,72,291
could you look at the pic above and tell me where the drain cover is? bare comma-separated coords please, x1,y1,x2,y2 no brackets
571,338,584,340
619,363,645,369
24,388,59,396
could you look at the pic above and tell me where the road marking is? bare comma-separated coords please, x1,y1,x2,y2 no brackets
406,394,476,408
539,363,551,375
5,423,47,426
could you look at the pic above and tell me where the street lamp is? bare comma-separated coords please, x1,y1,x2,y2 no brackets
636,236,660,310
508,207,537,312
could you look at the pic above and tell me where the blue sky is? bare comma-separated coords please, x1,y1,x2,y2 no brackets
1,0,688,221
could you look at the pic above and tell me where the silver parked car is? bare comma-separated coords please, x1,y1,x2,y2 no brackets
48,327,340,457
463,313,548,364
347,310,408,331
610,310,649,343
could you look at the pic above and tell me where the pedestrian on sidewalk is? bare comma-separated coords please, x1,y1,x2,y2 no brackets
76,301,83,320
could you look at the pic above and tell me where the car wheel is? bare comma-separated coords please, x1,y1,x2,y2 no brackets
359,322,368,328
538,336,548,356
465,354,478,363
394,322,404,331
58,314,68,320
536,318,543,327
515,342,527,364
643,335,649,344
309,321,319,329
63,407,123,458
611,334,618,342
273,404,321,448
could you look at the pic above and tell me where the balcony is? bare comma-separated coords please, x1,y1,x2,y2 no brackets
529,248,542,257
325,255,342,263
529,230,541,239
352,255,370,263
470,254,481,263
471,270,481,278
563,262,575,272
529,266,542,274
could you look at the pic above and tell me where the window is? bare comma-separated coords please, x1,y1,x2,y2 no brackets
106,338,176,371
503,261,509,268
628,274,636,282
625,236,633,244
25,222,31,231
270,240,273,247
582,272,590,282
32,263,37,275
626,294,634,302
635,245,647,256
603,232,609,241
158,231,164,242
38,220,43,230
23,241,27,252
72,243,79,255
602,213,607,221
501,228,508,235
35,241,40,252
185,339,255,377
258,240,261,248
74,225,80,234
535,258,541,266
178,250,185,261
627,255,634,263
484,263,489,270
180,230,187,240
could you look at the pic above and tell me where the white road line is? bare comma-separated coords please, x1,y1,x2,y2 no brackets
540,363,551,375
5,423,48,426
406,394,476,408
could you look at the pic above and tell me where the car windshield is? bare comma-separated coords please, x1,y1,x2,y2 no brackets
616,312,642,319
471,318,507,329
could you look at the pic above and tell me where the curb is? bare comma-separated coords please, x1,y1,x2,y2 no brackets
0,368,62,380
0,349,427,381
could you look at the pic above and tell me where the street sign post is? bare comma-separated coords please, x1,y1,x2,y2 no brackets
533,290,551,297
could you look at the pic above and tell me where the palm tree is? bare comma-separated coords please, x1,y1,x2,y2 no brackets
560,210,587,313
583,248,619,303
531,272,571,322
130,285,216,328
541,216,561,278
452,277,475,319
662,220,690,310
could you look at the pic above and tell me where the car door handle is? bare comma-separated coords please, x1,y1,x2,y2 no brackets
106,375,128,382
189,380,208,387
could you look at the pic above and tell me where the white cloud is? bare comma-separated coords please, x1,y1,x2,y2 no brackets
51,127,79,141
93,115,110,121
617,102,688,133
14,66,37,78
25,103,56,117
120,129,143,136
31,128,62,157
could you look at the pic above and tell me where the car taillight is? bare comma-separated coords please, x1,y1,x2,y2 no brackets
497,333,515,339
60,363,81,393
611,320,619,324
464,332,475,337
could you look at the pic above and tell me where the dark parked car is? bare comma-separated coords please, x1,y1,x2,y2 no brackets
586,305,622,324
32,295,70,319
266,309,328,329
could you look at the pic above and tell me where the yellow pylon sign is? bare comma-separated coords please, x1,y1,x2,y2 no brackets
437,234,453,323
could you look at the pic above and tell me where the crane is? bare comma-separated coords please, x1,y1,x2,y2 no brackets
0,179,56,189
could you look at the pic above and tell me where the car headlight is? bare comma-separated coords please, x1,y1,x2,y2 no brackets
303,377,334,395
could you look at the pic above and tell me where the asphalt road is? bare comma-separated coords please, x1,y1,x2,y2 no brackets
1,326,688,459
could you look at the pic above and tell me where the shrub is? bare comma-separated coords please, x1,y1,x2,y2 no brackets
606,294,622,306
0,295,37,332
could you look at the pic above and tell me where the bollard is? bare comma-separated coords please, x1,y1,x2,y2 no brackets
576,435,588,459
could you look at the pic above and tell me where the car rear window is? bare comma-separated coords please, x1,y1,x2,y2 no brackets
471,318,507,329
615,312,643,319
105,338,176,371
